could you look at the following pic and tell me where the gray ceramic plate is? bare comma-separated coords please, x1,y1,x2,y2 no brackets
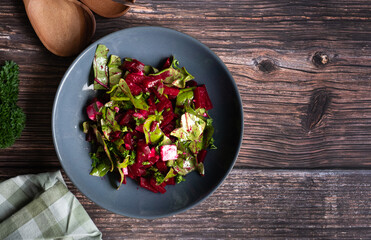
52,26,243,219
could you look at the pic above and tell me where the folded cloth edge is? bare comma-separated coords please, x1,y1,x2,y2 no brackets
0,171,102,240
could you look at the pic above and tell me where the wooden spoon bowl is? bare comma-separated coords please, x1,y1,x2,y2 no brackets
23,0,96,57
80,0,133,18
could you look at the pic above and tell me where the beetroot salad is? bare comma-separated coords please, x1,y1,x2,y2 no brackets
82,44,216,193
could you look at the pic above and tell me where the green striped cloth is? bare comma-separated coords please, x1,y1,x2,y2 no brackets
0,171,102,240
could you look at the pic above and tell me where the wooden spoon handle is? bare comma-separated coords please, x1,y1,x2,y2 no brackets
80,0,131,18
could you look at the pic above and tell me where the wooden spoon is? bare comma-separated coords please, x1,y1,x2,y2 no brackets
80,0,133,18
23,0,96,57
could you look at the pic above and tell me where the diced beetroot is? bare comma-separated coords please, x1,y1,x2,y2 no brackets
156,101,168,112
140,177,158,193
127,167,134,179
125,72,145,85
160,145,178,161
122,167,128,175
122,175,127,184
110,131,121,142
150,177,166,194
186,80,198,87
136,140,151,163
124,132,134,150
162,120,176,136
133,109,148,119
132,129,144,140
158,70,171,80
148,105,156,115
147,93,156,107
119,109,134,126
157,186,166,194
143,71,172,92
163,85,180,96
165,177,176,185
86,100,103,121
156,96,172,112
129,163,147,177
160,110,174,128
85,127,95,142
149,148,156,158
162,57,171,69
197,149,207,163
157,82,165,95
153,88,164,100
122,59,145,73
194,85,213,110
167,95,177,101
156,160,167,172
135,124,144,133
142,76,162,90
127,82,142,96
147,149,160,167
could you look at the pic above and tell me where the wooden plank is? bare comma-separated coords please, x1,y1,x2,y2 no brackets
1,1,371,169
76,169,371,239
0,169,370,239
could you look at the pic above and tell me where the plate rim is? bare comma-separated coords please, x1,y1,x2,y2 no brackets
52,26,244,219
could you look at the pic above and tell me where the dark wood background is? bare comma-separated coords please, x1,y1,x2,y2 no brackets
1,0,371,239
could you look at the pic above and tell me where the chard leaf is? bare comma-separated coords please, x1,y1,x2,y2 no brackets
166,160,175,167
106,84,119,94
156,168,177,185
203,118,215,149
163,168,177,182
158,135,172,146
108,55,122,86
117,165,124,190
92,125,114,171
189,138,203,154
119,78,149,110
174,156,196,175
149,58,194,88
106,108,116,126
171,112,205,141
184,104,206,120
82,122,90,134
143,115,164,145
117,156,130,168
143,65,159,75
176,90,194,107
196,162,205,176
171,67,193,88
100,119,112,140
93,44,109,90
90,161,110,177
111,96,130,101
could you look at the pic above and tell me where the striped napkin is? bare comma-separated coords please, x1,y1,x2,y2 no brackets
0,171,102,240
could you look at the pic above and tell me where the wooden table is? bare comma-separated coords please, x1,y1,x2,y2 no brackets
1,0,371,238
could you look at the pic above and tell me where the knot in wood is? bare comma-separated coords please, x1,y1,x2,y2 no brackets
257,59,277,73
303,89,331,131
312,52,329,67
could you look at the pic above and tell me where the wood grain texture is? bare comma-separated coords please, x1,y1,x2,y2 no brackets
1,0,371,168
2,169,369,239
83,169,371,239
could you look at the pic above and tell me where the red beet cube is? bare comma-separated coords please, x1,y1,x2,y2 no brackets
86,100,103,121
194,85,213,110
